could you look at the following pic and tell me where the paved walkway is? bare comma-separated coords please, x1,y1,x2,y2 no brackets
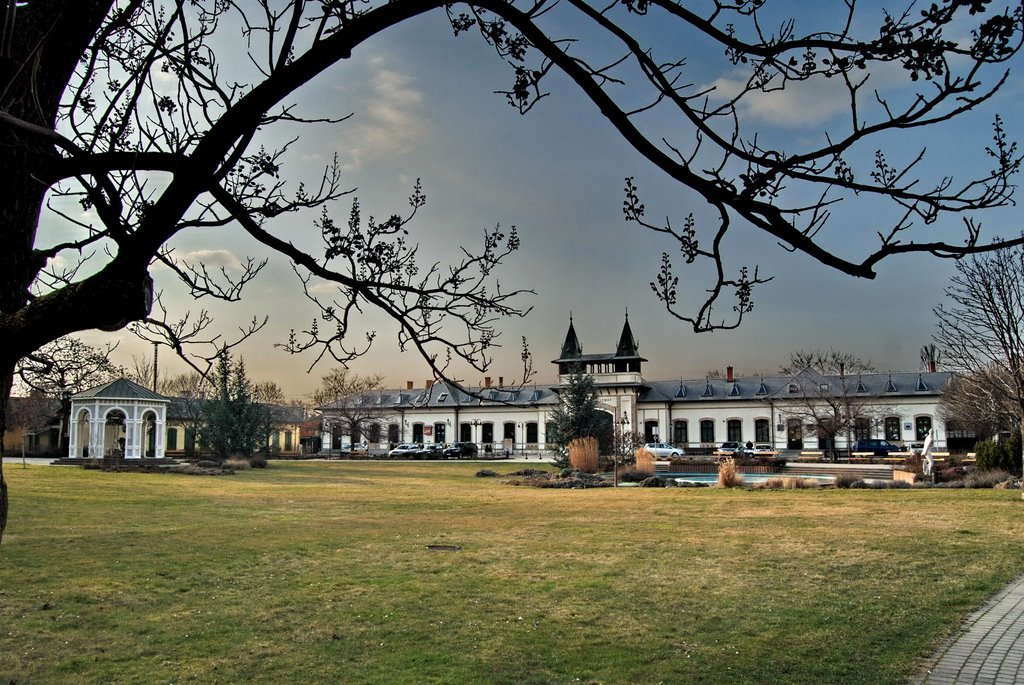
912,574,1024,684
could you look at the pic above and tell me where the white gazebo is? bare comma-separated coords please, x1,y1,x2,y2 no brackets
68,378,171,459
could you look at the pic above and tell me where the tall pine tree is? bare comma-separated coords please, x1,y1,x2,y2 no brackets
546,366,613,466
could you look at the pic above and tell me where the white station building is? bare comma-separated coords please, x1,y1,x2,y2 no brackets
320,316,958,455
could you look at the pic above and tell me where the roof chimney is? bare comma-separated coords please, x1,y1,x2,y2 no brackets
499,376,504,387
928,360,937,373
726,366,734,382
839,362,845,379
426,380,434,389
407,381,414,390
484,376,492,388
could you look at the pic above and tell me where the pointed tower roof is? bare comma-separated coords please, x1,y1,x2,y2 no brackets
559,314,583,360
614,311,640,358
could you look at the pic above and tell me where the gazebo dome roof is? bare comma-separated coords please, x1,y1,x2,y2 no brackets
72,377,169,403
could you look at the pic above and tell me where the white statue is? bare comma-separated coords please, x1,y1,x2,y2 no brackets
921,428,935,476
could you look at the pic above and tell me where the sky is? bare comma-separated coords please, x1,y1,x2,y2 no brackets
60,1,1024,402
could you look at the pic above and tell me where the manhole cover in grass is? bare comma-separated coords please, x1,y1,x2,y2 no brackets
426,544,462,552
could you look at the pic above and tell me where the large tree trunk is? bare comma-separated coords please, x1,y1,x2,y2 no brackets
1,365,13,544
0,1,118,544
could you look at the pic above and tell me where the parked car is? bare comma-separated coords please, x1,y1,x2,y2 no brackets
851,439,902,456
753,443,776,454
641,442,681,458
388,443,421,458
718,441,741,455
907,442,925,455
418,444,445,459
443,442,479,459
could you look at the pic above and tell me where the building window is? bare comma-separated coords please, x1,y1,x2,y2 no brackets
460,423,472,442
700,419,715,444
482,422,494,443
755,419,770,443
916,416,933,441
166,428,178,451
284,431,293,451
388,423,400,443
367,423,381,442
412,423,424,443
727,419,742,442
673,420,688,445
884,416,901,441
504,422,515,440
433,422,446,443
526,422,538,443
853,417,871,441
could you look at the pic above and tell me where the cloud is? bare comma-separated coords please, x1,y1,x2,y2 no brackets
307,278,341,295
175,249,244,272
705,71,849,127
341,57,426,171
703,61,914,128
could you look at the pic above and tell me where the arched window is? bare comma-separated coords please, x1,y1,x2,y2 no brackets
700,420,715,444
673,420,688,445
915,416,933,441
412,422,424,443
367,423,381,442
433,422,446,443
644,420,659,442
884,416,901,441
754,419,770,443
481,422,494,443
526,422,538,443
388,423,400,443
504,422,516,440
460,422,472,442
727,419,742,442
853,417,871,441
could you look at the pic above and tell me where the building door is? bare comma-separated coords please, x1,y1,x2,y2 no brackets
434,423,446,443
786,419,803,450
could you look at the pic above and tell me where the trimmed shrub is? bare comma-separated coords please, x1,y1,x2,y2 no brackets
249,454,268,468
475,469,499,478
568,437,600,474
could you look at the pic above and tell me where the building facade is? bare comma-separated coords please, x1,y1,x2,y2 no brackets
321,316,955,454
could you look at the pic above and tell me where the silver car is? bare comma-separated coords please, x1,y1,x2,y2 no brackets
641,442,682,458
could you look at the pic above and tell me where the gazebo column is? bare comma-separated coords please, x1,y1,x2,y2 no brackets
90,418,105,457
154,417,166,458
126,418,142,458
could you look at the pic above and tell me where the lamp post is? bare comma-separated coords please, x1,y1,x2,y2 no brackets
615,412,630,487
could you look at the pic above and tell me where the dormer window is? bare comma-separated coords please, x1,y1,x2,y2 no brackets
394,393,405,405
675,384,687,398
885,376,897,393
756,380,768,396
787,383,799,394
437,392,449,402
856,379,868,394
729,384,741,397
529,389,540,402
818,383,829,392
916,375,929,392
702,381,713,397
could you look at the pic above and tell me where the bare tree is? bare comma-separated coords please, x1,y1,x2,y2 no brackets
2,2,1024,541
939,370,1015,440
935,243,1024,490
162,372,212,459
313,368,387,451
14,336,124,453
780,350,878,459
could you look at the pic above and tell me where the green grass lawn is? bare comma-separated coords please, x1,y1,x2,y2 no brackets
1,461,1022,684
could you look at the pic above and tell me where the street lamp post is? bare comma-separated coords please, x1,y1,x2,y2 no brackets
615,413,630,487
